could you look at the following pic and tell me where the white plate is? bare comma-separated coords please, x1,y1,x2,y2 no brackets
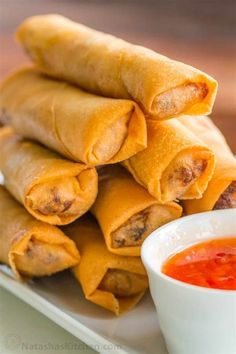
0,266,167,354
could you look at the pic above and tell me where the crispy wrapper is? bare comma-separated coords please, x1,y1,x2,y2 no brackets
0,127,98,225
123,119,215,202
0,68,146,166
91,165,182,256
0,186,80,280
179,116,236,213
63,216,148,315
16,14,217,119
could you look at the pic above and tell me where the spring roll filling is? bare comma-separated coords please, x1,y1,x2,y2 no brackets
161,154,208,201
13,238,77,276
98,269,148,297
91,112,130,163
111,204,177,248
214,181,236,210
153,82,208,119
26,176,86,216
0,108,10,125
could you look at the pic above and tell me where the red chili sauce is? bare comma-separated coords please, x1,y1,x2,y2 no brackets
162,238,236,290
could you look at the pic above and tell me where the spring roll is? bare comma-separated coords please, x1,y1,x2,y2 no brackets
0,186,80,280
63,216,148,315
91,165,182,256
178,116,236,213
123,119,215,202
16,14,217,119
0,68,146,166
0,127,98,225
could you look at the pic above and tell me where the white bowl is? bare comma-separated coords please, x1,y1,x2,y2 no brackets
141,209,236,354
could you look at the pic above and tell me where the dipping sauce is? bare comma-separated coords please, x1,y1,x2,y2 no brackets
162,238,236,290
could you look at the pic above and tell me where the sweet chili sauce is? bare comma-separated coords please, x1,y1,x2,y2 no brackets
162,238,236,290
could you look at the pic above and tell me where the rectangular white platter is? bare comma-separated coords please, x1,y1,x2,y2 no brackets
0,266,167,354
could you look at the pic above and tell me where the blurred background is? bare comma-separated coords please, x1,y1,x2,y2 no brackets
0,0,235,151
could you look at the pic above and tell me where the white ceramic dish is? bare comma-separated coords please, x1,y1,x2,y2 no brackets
0,266,167,354
142,209,236,354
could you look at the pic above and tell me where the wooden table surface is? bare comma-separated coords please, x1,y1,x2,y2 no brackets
1,0,235,151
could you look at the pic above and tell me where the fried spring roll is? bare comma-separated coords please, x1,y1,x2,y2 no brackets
0,127,98,225
91,166,182,256
16,15,217,119
123,119,215,202
0,186,80,279
63,216,148,315
178,116,236,213
0,68,146,165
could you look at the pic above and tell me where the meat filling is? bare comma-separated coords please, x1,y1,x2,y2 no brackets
13,238,77,276
153,82,208,119
99,269,148,297
214,181,236,210
162,158,207,201
26,177,82,216
111,204,177,248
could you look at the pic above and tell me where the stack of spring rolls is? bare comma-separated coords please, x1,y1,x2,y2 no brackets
0,14,235,315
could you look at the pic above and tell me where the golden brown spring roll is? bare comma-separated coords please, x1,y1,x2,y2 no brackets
91,165,182,256
123,119,215,202
0,186,80,280
178,116,236,213
0,68,146,165
16,14,217,119
0,127,98,225
63,216,148,315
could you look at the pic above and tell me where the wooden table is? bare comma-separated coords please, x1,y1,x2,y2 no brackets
1,0,236,151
